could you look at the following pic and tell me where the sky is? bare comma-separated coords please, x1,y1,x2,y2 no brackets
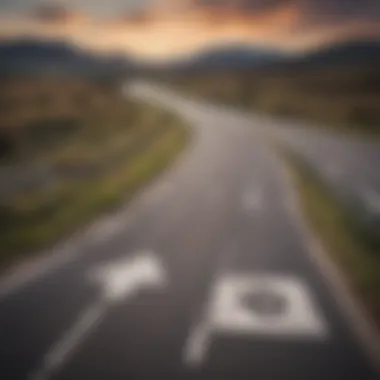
0,1,380,61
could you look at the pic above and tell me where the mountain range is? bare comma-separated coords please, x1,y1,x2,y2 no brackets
0,39,135,77
285,39,380,68
1,37,380,77
171,44,283,71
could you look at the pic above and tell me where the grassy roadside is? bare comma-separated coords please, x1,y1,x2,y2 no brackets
279,147,380,326
171,66,380,139
0,108,188,267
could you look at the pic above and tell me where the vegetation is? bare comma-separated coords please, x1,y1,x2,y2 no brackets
171,63,380,136
0,77,148,164
281,148,380,326
0,77,188,265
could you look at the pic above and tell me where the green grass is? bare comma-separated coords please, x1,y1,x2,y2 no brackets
0,118,188,266
171,64,380,138
0,78,189,267
0,78,153,164
280,148,380,325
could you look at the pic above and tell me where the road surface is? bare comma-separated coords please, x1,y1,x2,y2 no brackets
209,105,380,217
0,82,378,380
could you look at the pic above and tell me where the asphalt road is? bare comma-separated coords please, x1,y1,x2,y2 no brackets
0,83,378,380
224,108,380,217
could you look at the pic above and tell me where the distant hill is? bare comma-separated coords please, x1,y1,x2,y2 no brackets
273,39,380,71
161,44,284,73
303,39,380,64
2,37,380,78
0,39,135,78
166,39,380,73
189,45,282,68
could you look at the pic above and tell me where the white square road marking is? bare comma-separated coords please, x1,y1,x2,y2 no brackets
208,274,328,338
184,273,329,368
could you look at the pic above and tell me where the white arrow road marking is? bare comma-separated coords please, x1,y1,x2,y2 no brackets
30,250,166,380
89,250,167,301
184,273,328,368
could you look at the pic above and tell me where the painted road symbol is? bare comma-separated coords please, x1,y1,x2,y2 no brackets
184,273,328,367
209,274,328,337
30,250,166,380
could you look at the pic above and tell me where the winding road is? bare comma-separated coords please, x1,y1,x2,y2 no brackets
0,82,379,380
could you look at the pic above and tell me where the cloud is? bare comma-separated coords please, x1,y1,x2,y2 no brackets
161,0,380,23
111,9,154,27
1,0,380,61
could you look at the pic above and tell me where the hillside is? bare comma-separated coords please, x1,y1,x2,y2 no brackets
176,44,284,71
171,38,380,135
0,39,134,77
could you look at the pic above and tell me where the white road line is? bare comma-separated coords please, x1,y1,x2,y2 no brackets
324,165,342,181
29,301,107,380
0,203,137,300
0,244,77,300
183,322,211,368
362,187,380,214
30,251,167,380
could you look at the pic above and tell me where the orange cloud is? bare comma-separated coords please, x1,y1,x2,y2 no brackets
1,1,380,61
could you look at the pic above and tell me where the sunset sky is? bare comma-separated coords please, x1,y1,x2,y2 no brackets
0,1,380,61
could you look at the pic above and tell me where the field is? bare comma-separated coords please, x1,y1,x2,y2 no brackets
0,78,158,165
0,77,188,265
280,148,380,326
